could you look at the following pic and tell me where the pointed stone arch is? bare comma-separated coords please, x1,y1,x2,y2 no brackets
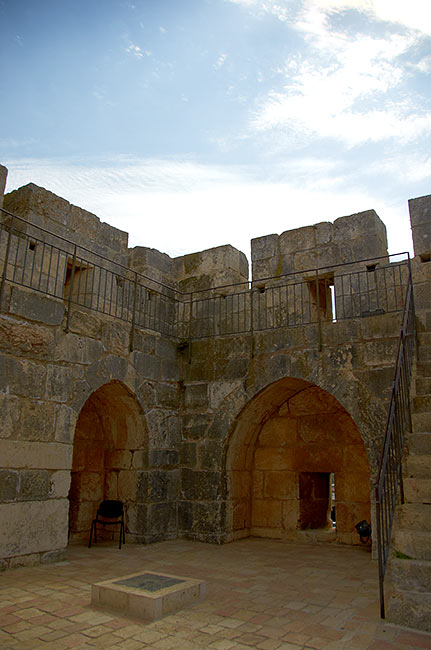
224,377,371,546
68,379,149,543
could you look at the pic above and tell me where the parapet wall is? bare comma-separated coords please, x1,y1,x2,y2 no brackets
251,210,388,280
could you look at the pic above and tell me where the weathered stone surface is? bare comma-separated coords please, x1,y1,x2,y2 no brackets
45,364,73,402
409,194,431,257
184,383,208,409
68,310,103,338
146,502,177,540
0,317,54,358
9,286,65,326
181,469,220,501
0,470,19,501
5,356,47,399
149,449,178,468
19,469,50,501
0,440,72,469
0,500,68,558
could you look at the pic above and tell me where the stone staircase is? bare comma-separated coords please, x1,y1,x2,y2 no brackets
387,327,431,631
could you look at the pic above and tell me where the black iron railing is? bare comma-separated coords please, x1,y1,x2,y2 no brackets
375,263,416,619
178,258,409,341
0,208,411,347
0,209,182,342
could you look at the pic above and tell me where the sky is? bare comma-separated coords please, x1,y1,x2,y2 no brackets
0,0,430,263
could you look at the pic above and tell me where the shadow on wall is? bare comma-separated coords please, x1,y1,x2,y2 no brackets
68,380,148,544
225,377,371,546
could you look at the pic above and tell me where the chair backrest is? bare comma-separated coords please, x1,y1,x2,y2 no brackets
98,500,123,518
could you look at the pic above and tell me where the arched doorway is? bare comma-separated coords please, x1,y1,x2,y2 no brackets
68,380,148,543
226,377,371,545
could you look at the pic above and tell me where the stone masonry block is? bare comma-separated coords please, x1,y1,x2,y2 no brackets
19,400,56,441
55,404,77,443
9,286,64,326
5,356,46,399
0,499,69,558
49,470,71,498
149,449,179,468
19,469,50,501
184,383,208,409
46,364,73,402
0,393,21,439
181,468,220,500
0,317,54,359
251,234,278,262
0,469,19,501
279,225,317,254
409,194,431,257
0,440,73,470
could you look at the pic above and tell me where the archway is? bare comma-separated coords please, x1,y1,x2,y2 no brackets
68,380,148,543
226,377,371,545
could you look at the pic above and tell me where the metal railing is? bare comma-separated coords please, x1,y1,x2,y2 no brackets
0,208,411,349
0,209,182,343
177,257,410,341
375,264,416,619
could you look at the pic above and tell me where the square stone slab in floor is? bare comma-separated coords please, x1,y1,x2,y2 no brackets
91,570,206,620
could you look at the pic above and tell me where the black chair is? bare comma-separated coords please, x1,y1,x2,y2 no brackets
88,500,125,549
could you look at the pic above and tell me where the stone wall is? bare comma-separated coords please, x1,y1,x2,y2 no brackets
1,170,430,568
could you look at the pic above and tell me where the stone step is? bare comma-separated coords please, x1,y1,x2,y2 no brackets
390,557,431,592
405,454,431,479
417,331,431,346
417,361,431,378
413,395,431,413
403,477,431,503
396,503,431,531
387,589,431,632
392,530,431,560
412,412,431,432
415,376,431,395
407,432,431,454
417,344,431,362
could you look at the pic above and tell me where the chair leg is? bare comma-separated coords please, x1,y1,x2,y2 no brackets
88,521,94,548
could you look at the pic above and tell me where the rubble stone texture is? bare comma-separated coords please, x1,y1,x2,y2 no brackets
0,167,430,631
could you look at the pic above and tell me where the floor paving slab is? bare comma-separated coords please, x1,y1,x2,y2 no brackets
1,539,431,649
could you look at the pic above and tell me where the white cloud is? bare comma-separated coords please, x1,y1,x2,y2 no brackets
229,0,431,35
125,43,152,58
248,2,429,148
214,53,228,70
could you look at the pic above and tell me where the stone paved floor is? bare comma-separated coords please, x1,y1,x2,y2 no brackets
1,538,430,650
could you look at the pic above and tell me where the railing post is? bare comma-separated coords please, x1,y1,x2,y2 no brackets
129,272,138,352
315,270,322,352
250,288,255,358
0,213,15,311
375,492,386,619
187,292,193,363
64,245,77,333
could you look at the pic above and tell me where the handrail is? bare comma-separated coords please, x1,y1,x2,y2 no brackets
0,208,411,345
375,262,416,619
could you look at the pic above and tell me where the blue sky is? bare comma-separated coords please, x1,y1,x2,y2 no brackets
1,0,430,260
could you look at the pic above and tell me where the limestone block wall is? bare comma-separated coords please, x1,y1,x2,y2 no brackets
251,209,388,280
0,283,182,567
173,245,249,293
3,184,129,265
178,308,400,545
409,194,431,260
